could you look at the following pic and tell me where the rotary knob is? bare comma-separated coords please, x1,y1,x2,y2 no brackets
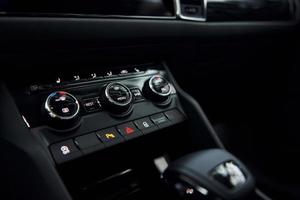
103,82,133,116
44,91,81,130
143,75,172,104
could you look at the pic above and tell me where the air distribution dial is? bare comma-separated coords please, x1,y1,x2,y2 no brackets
143,75,172,104
103,82,133,115
44,91,81,130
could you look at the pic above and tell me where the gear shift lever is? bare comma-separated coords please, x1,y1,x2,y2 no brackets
163,149,255,200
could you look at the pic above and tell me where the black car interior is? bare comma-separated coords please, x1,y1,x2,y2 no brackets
0,0,299,200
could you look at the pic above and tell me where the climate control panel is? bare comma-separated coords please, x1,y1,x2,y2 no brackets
41,74,174,131
12,63,186,164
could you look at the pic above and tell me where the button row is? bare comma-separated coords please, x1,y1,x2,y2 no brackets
50,109,185,164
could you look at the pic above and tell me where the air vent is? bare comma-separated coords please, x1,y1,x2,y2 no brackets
206,0,294,22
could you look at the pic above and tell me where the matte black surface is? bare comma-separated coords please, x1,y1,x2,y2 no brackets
74,133,105,154
164,109,185,124
0,18,297,51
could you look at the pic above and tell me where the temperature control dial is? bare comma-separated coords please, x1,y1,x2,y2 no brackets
103,82,133,116
44,91,81,130
143,75,172,104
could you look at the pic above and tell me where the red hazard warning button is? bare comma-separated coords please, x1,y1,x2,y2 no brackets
117,122,142,140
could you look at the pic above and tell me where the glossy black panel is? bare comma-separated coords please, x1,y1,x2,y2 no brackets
0,0,174,17
207,0,293,21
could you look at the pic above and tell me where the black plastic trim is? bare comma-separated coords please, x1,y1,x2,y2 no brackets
0,83,72,200
0,17,297,45
163,62,225,149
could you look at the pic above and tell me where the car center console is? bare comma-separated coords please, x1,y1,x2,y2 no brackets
7,62,199,200
11,63,185,162
3,61,271,200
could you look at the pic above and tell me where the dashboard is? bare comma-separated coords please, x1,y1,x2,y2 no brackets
0,0,299,200
0,0,294,21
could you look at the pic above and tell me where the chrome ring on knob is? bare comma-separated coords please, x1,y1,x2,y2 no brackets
148,75,172,97
45,91,80,120
104,82,133,107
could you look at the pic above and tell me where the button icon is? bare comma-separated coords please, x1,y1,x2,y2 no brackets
83,98,101,113
62,107,70,113
56,77,61,84
132,89,142,97
120,69,128,75
55,95,66,102
91,73,97,78
105,133,116,139
143,122,150,128
133,92,141,97
130,89,144,101
107,71,113,76
117,122,141,139
60,145,71,155
125,127,134,135
50,140,82,164
73,75,80,81
134,117,157,134
96,128,124,146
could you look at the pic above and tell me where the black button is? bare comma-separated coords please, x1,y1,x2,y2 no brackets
50,139,82,164
164,109,186,124
134,117,158,134
117,122,142,140
82,98,101,113
75,133,105,154
131,89,144,101
96,128,125,146
150,113,172,129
